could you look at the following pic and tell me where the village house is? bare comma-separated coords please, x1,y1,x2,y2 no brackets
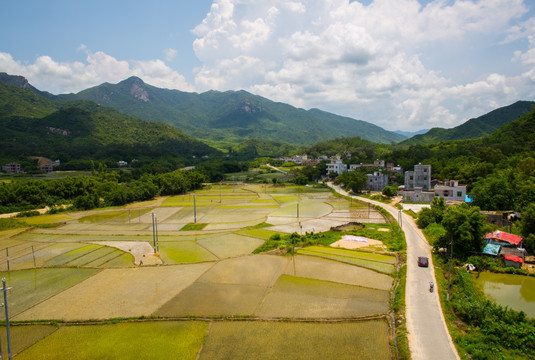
434,180,467,202
2,162,22,174
404,164,431,190
365,171,388,191
482,230,526,267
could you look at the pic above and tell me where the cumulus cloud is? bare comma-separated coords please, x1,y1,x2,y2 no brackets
191,0,533,130
0,49,194,94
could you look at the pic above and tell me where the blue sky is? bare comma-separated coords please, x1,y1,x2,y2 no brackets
2,0,535,132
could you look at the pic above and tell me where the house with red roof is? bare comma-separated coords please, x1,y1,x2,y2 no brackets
503,254,524,269
485,230,523,248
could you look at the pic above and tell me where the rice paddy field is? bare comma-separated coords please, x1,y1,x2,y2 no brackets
0,183,398,359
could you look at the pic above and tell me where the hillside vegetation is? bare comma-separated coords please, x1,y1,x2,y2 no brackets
56,76,406,147
401,101,535,145
0,80,219,168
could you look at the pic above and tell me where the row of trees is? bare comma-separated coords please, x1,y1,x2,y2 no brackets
0,168,207,213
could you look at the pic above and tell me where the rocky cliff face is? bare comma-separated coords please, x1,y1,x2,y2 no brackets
0,72,35,90
129,79,150,102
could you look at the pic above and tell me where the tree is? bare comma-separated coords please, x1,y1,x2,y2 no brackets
382,185,397,197
336,170,367,193
520,203,535,239
416,196,446,228
440,203,486,259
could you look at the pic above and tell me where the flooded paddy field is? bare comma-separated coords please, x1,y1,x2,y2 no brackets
1,184,397,358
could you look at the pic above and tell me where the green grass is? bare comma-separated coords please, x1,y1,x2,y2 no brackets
15,321,208,360
200,320,391,359
0,268,100,316
180,223,207,231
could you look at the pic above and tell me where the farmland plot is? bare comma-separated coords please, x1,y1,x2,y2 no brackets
283,255,393,290
0,268,100,316
15,321,207,360
257,275,389,318
197,233,264,259
199,320,391,360
298,246,396,274
14,263,213,321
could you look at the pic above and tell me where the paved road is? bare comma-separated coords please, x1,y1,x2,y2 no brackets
327,183,459,360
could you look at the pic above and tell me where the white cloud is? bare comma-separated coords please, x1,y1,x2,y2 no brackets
191,0,533,130
163,48,178,62
0,50,194,94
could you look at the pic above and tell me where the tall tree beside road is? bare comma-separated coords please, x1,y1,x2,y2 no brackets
440,203,486,259
334,170,367,194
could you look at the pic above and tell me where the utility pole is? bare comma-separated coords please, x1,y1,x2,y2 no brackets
193,194,197,224
151,212,156,253
2,278,12,360
447,234,453,301
297,203,299,218
155,216,159,253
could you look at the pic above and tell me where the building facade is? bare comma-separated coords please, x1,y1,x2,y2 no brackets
365,171,388,191
434,180,467,201
404,164,431,190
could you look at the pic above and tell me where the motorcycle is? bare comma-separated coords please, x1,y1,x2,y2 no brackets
429,281,434,293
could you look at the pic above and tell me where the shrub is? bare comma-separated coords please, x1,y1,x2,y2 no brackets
15,210,40,218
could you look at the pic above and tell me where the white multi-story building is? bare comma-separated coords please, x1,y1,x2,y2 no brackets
327,160,347,175
434,180,466,201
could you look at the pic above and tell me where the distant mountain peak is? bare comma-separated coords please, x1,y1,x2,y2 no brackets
129,80,150,102
117,76,150,102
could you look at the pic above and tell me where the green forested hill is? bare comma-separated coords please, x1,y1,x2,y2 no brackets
0,81,219,165
57,76,406,147
400,101,535,145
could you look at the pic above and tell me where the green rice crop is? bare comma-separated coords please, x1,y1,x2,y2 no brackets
272,195,300,203
99,253,135,267
235,228,281,240
44,244,102,267
197,234,264,258
200,320,391,360
156,282,267,317
77,211,126,224
0,325,58,357
158,241,218,264
298,248,395,274
180,223,207,231
0,268,100,316
82,249,130,267
67,247,117,267
303,246,396,264
257,274,390,318
15,321,208,360
22,214,74,225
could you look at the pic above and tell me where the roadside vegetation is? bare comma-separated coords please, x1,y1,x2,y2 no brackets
416,196,535,359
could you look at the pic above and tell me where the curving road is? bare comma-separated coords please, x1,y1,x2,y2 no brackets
327,183,459,360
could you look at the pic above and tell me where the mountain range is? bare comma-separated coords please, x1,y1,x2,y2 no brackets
51,76,406,147
0,78,219,165
1,72,534,166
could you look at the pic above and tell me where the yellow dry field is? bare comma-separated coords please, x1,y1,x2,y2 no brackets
14,263,213,321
